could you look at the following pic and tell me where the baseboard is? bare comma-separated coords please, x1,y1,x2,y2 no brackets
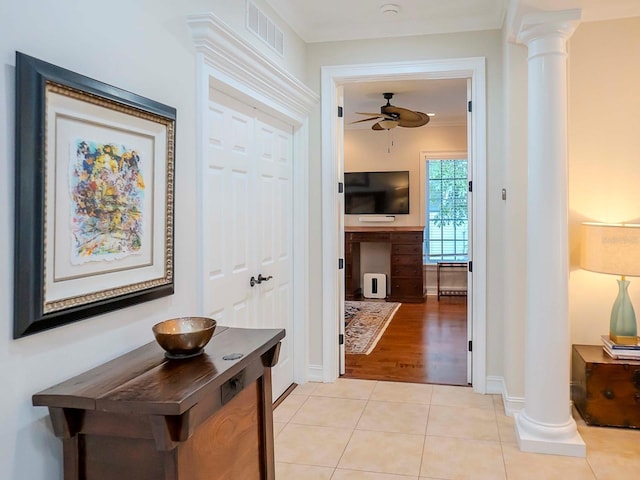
486,375,525,417
485,375,503,394
306,364,324,382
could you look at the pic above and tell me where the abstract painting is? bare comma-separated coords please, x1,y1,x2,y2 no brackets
13,52,176,338
70,141,145,262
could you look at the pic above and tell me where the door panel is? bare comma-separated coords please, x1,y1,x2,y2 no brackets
254,113,294,399
205,99,254,332
202,90,294,400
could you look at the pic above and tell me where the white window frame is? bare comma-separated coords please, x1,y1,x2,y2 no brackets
424,156,469,264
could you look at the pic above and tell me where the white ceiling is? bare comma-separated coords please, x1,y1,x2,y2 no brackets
265,0,640,43
264,0,506,43
263,0,640,130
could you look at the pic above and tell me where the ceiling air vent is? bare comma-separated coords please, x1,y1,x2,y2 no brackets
247,1,284,56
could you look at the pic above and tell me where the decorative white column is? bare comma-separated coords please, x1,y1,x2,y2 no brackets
515,10,586,457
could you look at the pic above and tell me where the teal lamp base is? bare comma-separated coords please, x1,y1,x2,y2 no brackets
609,278,638,345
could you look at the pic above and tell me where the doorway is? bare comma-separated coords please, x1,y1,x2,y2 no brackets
320,58,488,393
341,90,470,385
342,154,470,385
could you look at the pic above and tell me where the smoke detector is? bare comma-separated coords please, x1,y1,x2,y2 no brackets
380,4,400,17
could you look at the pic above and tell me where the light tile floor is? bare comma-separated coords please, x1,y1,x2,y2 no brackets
273,379,640,480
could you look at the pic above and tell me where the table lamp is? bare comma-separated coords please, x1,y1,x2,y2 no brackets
580,223,640,345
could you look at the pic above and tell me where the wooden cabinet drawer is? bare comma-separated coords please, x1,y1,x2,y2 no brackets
390,232,422,243
392,243,422,255
392,264,422,277
390,279,422,296
391,254,421,266
347,232,391,242
571,345,640,428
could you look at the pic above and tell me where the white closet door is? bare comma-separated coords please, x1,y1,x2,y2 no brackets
202,89,294,400
204,93,255,328
254,112,294,399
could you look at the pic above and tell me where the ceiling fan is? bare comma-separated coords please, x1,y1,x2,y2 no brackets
352,92,430,131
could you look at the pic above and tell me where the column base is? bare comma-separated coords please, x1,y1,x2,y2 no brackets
515,410,586,457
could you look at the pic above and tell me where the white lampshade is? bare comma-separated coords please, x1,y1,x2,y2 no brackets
377,119,399,130
580,223,640,277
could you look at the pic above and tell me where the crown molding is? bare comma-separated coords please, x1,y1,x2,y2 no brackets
188,12,318,124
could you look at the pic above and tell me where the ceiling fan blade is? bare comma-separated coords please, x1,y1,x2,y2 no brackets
350,116,382,124
355,112,387,117
371,122,385,131
398,112,430,128
382,106,426,122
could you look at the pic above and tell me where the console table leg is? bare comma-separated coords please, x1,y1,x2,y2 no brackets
259,369,275,480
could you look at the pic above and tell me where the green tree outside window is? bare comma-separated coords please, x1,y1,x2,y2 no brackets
425,159,468,262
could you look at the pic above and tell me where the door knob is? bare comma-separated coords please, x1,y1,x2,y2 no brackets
258,274,273,283
250,274,273,287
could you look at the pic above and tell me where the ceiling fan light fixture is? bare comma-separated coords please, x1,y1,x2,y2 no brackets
380,4,400,17
378,119,399,129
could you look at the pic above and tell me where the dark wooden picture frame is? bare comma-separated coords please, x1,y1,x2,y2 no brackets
14,52,176,338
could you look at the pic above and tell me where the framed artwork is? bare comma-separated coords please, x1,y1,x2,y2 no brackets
13,52,176,338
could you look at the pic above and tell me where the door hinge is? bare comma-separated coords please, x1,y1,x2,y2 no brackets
468,261,473,273
339,334,344,345
468,340,473,352
468,180,472,192
338,182,344,193
338,106,343,118
338,258,344,270
468,100,472,112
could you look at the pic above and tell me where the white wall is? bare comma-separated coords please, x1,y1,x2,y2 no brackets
568,17,640,345
0,1,306,478
306,29,505,377
500,28,529,402
344,125,467,228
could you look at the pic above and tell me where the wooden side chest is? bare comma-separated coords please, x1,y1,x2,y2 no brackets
571,344,640,428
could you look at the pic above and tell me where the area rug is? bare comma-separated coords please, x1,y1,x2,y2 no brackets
344,301,401,355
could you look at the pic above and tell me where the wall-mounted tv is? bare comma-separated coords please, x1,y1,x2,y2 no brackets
344,171,410,215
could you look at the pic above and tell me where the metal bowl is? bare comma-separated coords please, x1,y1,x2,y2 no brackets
152,317,217,359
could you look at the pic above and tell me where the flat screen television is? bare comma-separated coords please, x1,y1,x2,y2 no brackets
344,171,410,215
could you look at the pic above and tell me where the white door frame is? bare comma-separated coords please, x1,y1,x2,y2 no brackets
188,13,318,387
321,58,488,392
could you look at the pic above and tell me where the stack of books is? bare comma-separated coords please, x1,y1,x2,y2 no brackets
601,335,640,360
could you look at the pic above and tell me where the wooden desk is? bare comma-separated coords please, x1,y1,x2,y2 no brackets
33,326,285,480
345,227,425,303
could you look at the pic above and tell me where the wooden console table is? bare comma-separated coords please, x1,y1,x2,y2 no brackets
33,326,285,480
345,227,425,303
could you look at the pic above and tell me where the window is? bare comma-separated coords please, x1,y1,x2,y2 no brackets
424,158,468,263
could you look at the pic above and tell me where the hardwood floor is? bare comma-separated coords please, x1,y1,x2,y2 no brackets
342,296,468,386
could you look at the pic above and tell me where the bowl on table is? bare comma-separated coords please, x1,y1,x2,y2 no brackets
152,317,217,359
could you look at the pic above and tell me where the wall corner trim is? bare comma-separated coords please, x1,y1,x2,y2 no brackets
306,365,324,383
487,375,525,417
